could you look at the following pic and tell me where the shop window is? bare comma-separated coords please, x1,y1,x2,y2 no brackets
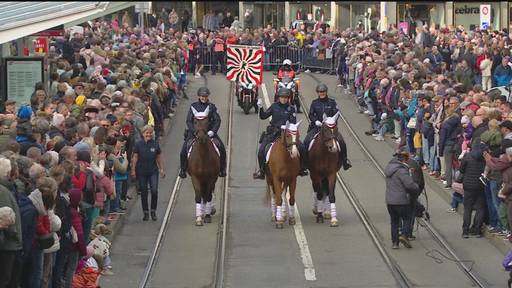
398,3,445,35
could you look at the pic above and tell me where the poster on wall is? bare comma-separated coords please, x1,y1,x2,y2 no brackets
3,57,44,105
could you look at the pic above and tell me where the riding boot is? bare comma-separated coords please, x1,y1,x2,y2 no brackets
179,142,188,178
338,134,352,170
298,142,309,176
253,144,266,179
218,142,227,177
295,96,302,113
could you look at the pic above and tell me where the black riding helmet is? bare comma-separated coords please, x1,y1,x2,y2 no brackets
316,83,328,93
197,87,210,97
277,88,292,98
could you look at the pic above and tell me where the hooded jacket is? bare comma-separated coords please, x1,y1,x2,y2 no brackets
439,115,462,157
384,158,420,205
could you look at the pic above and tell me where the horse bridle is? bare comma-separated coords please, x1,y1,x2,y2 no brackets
283,130,299,149
321,125,337,146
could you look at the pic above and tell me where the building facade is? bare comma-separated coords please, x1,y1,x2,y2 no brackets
155,1,512,33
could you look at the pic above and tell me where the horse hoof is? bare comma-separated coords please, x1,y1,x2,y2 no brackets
316,214,324,223
271,214,276,222
195,219,204,226
204,214,212,223
330,219,339,227
210,208,216,216
324,213,331,220
312,208,319,215
289,217,296,225
275,222,284,229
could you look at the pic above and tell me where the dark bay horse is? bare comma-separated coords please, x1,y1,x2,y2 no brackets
308,113,342,227
188,106,220,226
266,121,302,229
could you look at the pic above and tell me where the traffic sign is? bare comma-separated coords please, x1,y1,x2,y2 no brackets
480,4,491,29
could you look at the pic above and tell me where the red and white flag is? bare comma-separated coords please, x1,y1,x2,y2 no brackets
226,45,263,86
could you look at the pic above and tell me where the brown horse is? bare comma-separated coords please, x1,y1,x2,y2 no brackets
308,113,342,227
265,120,302,229
188,106,220,226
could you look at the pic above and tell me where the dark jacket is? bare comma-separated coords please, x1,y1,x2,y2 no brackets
186,101,221,135
439,115,461,157
308,97,338,131
259,102,296,128
459,146,486,192
0,178,22,251
384,158,420,205
471,120,489,149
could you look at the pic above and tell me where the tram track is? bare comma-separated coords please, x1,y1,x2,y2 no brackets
296,89,413,288
301,73,488,288
138,81,234,288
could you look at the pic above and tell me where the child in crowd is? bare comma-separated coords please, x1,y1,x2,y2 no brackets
373,112,388,141
88,223,113,276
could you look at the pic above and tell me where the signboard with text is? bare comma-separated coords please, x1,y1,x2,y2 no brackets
3,57,44,105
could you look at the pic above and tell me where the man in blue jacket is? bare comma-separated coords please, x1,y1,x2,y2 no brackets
494,56,512,87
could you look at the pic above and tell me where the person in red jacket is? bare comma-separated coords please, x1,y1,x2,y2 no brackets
277,59,296,80
475,47,486,86
58,187,86,288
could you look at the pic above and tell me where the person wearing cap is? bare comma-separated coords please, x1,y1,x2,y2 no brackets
253,88,308,179
179,87,226,178
384,149,420,249
303,83,351,170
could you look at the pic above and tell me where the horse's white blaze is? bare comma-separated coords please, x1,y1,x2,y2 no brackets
290,134,299,158
331,138,338,152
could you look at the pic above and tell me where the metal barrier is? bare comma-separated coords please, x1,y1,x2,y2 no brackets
193,45,336,72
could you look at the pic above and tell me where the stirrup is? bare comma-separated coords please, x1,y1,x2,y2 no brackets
179,169,187,178
253,170,265,179
219,170,226,177
342,159,352,171
299,168,309,176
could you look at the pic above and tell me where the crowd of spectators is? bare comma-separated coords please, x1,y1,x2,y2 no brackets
345,23,512,240
0,15,190,288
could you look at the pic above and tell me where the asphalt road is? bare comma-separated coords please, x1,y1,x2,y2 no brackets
104,72,508,288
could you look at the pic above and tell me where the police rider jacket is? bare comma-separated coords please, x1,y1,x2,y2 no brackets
260,102,297,136
186,101,221,137
308,97,339,131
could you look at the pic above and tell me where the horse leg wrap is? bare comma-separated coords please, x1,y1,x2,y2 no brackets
330,203,337,219
205,201,212,215
312,193,318,212
288,204,295,218
323,197,330,213
196,203,203,218
276,205,283,221
271,197,276,216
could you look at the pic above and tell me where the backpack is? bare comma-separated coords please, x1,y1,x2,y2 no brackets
82,170,97,206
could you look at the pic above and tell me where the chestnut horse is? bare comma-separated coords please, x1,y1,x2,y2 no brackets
265,120,302,229
308,113,342,227
188,106,220,226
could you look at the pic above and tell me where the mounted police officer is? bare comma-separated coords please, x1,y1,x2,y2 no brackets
303,83,352,170
253,88,308,179
179,87,226,178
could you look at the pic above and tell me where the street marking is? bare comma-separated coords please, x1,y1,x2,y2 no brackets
264,82,316,281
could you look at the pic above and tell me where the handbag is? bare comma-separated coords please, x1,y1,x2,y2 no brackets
36,233,55,250
407,117,417,129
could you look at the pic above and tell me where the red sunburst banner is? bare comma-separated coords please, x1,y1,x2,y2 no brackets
226,45,263,86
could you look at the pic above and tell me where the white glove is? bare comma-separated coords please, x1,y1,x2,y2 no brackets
257,98,263,108
315,120,322,127
207,131,214,138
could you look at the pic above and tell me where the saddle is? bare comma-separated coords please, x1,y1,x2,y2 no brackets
187,138,221,158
